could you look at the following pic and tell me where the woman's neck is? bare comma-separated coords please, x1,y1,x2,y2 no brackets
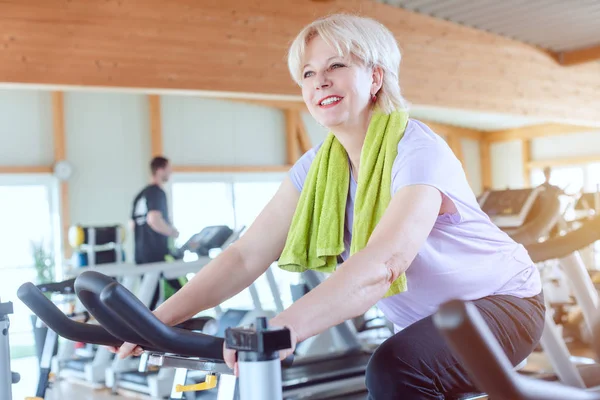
332,109,373,179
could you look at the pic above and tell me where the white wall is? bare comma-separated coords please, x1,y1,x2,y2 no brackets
461,139,482,195
0,89,53,165
490,140,524,189
489,131,600,190
162,97,287,166
531,131,600,161
64,91,151,260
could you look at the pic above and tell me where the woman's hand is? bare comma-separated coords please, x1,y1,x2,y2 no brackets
222,323,298,376
107,342,144,359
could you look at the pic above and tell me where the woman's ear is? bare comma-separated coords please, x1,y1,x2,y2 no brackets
371,65,384,95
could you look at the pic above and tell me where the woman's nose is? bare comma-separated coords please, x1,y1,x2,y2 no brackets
314,74,331,90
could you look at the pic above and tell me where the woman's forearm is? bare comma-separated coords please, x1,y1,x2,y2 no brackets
270,247,394,342
152,243,265,326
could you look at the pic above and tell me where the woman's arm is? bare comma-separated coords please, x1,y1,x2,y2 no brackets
269,184,442,343
152,176,300,327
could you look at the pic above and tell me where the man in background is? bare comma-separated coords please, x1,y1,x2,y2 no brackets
131,156,180,309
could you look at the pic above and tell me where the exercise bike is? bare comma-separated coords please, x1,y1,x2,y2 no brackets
18,271,293,400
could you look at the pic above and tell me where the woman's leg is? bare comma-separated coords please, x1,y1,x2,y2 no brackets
365,293,545,399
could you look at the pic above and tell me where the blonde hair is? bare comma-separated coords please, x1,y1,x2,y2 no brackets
287,13,409,114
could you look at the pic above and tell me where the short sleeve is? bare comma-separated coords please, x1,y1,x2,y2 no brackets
391,120,466,223
288,142,322,192
146,186,166,212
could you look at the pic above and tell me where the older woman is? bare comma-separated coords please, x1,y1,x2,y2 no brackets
116,13,545,399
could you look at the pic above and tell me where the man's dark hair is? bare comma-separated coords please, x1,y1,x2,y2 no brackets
150,156,169,175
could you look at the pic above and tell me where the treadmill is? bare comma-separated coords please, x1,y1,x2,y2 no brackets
432,215,600,399
172,270,374,400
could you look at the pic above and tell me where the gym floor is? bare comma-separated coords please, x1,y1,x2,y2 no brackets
11,343,596,400
12,357,130,400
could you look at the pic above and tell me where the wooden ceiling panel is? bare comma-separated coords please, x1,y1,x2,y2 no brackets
2,0,600,123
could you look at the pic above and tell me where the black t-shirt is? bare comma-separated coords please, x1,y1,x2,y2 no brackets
131,184,170,264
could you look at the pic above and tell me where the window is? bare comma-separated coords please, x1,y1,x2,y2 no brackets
530,165,584,195
585,163,600,194
169,173,297,313
531,164,600,270
0,174,59,359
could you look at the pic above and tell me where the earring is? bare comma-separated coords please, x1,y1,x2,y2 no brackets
371,93,377,102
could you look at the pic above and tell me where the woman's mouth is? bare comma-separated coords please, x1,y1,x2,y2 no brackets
318,96,343,108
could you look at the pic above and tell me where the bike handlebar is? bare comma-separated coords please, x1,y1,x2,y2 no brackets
17,282,122,347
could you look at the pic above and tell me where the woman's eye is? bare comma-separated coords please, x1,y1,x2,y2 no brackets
330,63,345,70
303,71,314,78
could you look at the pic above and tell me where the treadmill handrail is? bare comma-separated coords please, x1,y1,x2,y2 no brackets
504,187,562,246
433,300,600,400
100,279,225,360
17,282,122,347
525,215,600,263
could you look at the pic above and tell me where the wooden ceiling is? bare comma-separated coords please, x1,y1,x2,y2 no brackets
1,0,600,123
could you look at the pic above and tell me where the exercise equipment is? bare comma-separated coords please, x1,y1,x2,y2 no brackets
478,187,543,228
68,224,126,247
31,278,89,399
444,188,600,398
41,225,243,397
69,224,126,268
18,272,294,400
275,270,377,399
1,296,20,400
481,186,600,386
434,278,600,399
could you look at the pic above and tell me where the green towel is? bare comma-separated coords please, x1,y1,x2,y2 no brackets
278,109,409,298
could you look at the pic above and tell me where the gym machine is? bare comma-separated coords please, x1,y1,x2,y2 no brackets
68,224,126,268
149,272,376,399
434,245,600,400
18,271,294,400
33,225,244,398
435,302,600,400
465,186,600,396
1,296,20,400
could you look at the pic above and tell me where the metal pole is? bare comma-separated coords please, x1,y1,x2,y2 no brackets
0,298,15,400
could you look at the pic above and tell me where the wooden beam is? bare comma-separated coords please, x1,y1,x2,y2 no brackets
485,123,600,142
447,135,467,181
447,135,464,164
554,43,600,66
148,95,163,157
51,91,70,259
527,155,600,170
52,92,66,161
522,139,531,187
285,109,300,164
172,165,292,173
2,0,600,122
423,121,483,142
297,116,313,154
480,141,492,191
0,165,53,174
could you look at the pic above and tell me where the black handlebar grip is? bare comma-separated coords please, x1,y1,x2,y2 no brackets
100,280,226,360
17,282,122,347
281,354,294,368
74,271,158,349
